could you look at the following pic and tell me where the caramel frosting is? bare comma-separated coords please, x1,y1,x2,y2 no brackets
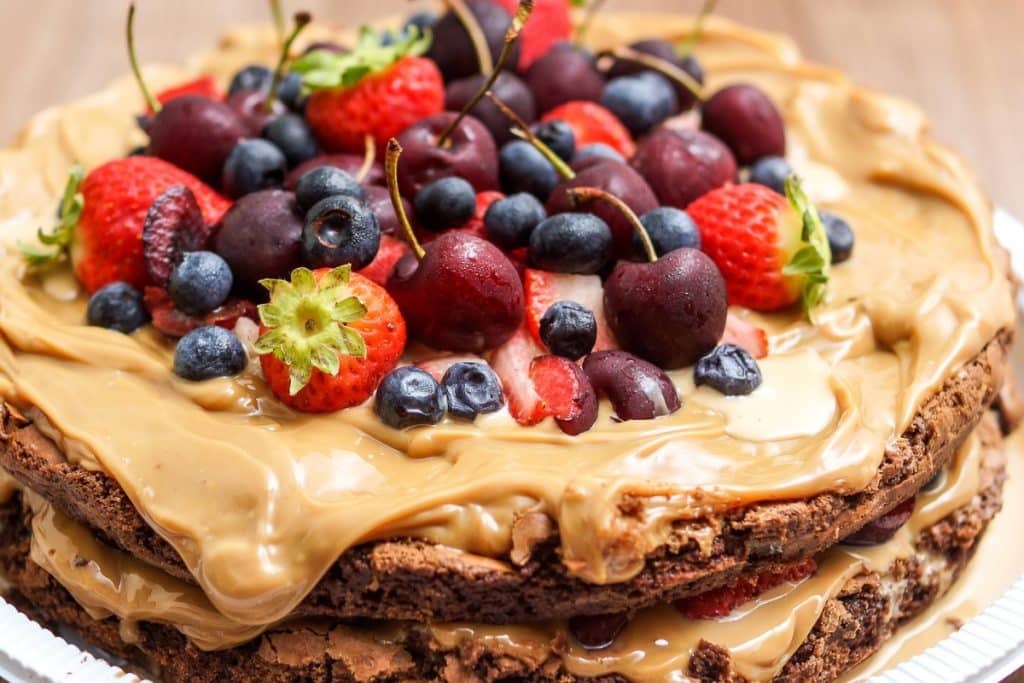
0,12,1015,635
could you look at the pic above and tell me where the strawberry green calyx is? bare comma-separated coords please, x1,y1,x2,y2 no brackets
781,175,831,320
20,166,84,267
255,266,368,396
292,25,431,92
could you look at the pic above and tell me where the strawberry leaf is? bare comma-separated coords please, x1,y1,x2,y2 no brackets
19,165,84,267
292,25,431,92
781,175,831,320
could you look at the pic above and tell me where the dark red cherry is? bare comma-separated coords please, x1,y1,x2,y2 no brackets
427,0,520,82
701,84,785,165
568,613,629,651
583,351,680,421
546,159,657,257
631,127,736,210
605,39,704,111
525,42,606,114
386,232,524,352
227,89,287,137
284,154,385,190
843,497,916,546
147,95,246,186
394,112,499,197
363,185,414,236
446,71,537,146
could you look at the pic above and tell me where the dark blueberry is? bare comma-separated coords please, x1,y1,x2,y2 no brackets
530,120,576,162
748,155,791,195
374,367,447,429
414,177,476,231
600,73,678,137
539,301,597,360
821,211,855,264
173,326,248,381
277,72,305,111
168,251,234,315
441,362,504,419
693,344,762,396
294,166,366,213
262,114,318,168
529,213,613,275
86,282,149,334
499,141,558,201
221,139,287,199
636,207,700,258
302,195,381,270
573,143,625,164
483,193,547,250
228,65,273,97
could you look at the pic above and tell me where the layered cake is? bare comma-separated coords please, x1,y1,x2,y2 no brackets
0,2,1018,681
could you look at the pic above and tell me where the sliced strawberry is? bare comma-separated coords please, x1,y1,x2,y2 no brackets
150,75,221,113
357,235,410,286
542,101,636,159
416,354,487,382
489,325,548,425
675,558,818,619
524,268,617,352
722,313,769,359
144,287,256,338
530,355,598,435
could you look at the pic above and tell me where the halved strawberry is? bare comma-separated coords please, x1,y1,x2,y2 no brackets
675,558,818,619
144,287,256,338
541,101,636,159
416,353,487,382
524,269,617,352
489,324,548,425
530,355,598,435
357,234,410,286
722,313,769,359
149,75,221,113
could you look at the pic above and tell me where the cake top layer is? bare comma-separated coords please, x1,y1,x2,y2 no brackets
0,13,1014,628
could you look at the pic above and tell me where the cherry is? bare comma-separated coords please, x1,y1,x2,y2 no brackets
701,84,785,165
604,39,704,111
384,139,523,352
568,187,727,369
568,613,629,651
842,497,915,546
427,0,521,82
285,154,384,190
582,351,680,421
546,159,658,258
631,127,736,209
227,89,287,137
394,112,500,196
525,43,606,114
363,184,414,236
445,71,537,146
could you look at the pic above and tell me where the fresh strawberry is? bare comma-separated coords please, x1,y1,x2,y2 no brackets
530,355,598,435
416,353,487,382
675,558,818,619
524,268,617,352
489,324,548,425
357,234,410,286
491,0,572,70
144,287,256,338
256,266,406,413
294,28,443,153
722,313,768,359
22,159,230,294
542,101,636,159
149,75,221,113
687,179,830,314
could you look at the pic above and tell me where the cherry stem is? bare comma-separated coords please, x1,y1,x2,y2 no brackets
385,138,426,261
600,45,704,102
265,12,312,113
437,0,533,148
126,4,161,114
270,0,286,48
486,91,575,180
567,187,658,263
447,0,494,75
677,0,718,57
355,134,376,183
575,0,607,46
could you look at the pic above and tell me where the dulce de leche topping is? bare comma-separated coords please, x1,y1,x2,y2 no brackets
0,13,1015,633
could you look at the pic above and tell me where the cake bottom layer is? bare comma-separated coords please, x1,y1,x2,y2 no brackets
0,414,1007,683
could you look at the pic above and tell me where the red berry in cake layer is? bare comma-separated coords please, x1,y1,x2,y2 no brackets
542,102,635,159
842,496,916,546
524,268,617,353
257,267,406,413
687,181,830,314
569,613,630,651
675,558,818,619
492,0,572,70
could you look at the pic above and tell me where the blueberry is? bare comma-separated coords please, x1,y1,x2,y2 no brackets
414,177,476,231
277,72,306,112
749,155,791,195
168,251,234,315
573,143,625,164
374,366,447,428
484,193,547,250
295,166,366,213
821,210,854,264
262,114,318,168
529,213,613,275
600,73,678,137
302,194,381,270
173,326,248,381
221,139,287,199
441,362,504,420
228,65,273,97
530,120,575,162
636,207,700,258
693,344,762,396
499,141,558,201
540,301,597,360
86,282,149,334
